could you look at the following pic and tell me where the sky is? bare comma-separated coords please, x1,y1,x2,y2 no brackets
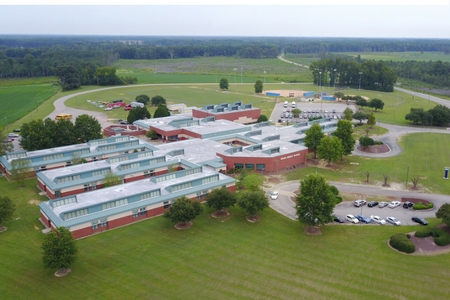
0,1,449,38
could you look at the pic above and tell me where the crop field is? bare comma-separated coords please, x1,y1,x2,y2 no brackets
0,84,58,128
114,57,313,84
1,175,449,300
333,51,450,63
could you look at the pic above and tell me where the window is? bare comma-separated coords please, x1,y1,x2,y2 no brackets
84,184,90,191
256,164,265,171
64,208,88,220
163,201,170,209
92,222,99,230
102,198,129,210
100,219,108,227
55,191,61,198
140,190,160,200
139,207,146,216
132,210,139,218
245,164,254,170
52,196,76,207
202,175,218,184
172,182,192,192
234,163,244,169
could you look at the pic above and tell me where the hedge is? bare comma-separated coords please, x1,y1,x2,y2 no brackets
414,227,450,246
389,233,416,253
413,202,434,210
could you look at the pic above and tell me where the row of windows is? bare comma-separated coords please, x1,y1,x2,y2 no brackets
102,198,129,210
56,174,81,183
92,169,109,177
185,167,202,176
43,153,64,161
133,207,147,218
6,152,27,160
73,149,90,156
64,208,88,220
234,163,265,170
52,196,77,208
202,175,218,184
121,162,140,170
172,182,192,192
92,219,108,229
140,190,160,200
155,173,176,183
98,144,117,151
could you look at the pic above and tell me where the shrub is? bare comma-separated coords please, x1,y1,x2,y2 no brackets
413,202,434,210
435,233,450,246
335,196,342,204
414,228,433,237
389,233,416,253
414,227,450,246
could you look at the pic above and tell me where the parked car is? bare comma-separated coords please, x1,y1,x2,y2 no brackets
368,201,379,207
403,201,414,209
354,200,367,207
386,216,401,226
333,214,344,223
370,215,386,225
13,128,21,132
355,214,371,223
8,133,19,138
388,201,401,208
346,214,359,224
412,216,428,225
120,121,128,125
104,107,112,111
270,191,279,200
378,201,388,208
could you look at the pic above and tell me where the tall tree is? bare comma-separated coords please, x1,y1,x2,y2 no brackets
352,111,368,124
428,105,450,126
0,196,16,230
20,119,54,151
254,80,263,93
153,104,171,118
163,196,203,227
42,227,78,276
0,136,13,156
238,172,265,192
10,158,31,187
304,123,324,159
95,66,121,85
151,95,167,107
127,106,151,124
54,119,77,146
333,120,355,157
343,107,353,121
405,107,430,125
206,187,237,216
367,113,376,128
295,174,336,231
55,65,81,91
219,78,229,90
135,94,150,105
369,98,385,111
257,115,268,123
237,190,269,220
74,114,102,143
318,136,343,166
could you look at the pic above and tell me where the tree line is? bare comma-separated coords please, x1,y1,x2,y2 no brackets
385,60,450,88
309,58,398,92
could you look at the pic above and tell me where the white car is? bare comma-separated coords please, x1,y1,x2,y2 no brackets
104,107,112,111
270,191,279,200
370,215,386,225
386,216,401,226
388,201,401,208
354,200,367,207
346,214,359,224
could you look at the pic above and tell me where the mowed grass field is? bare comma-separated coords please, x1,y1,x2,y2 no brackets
333,51,450,63
113,56,313,84
1,176,449,300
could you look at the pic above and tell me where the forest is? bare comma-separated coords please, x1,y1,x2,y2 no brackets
1,35,449,88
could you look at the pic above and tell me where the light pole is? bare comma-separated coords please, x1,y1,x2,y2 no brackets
233,68,237,91
240,68,243,84
333,69,336,94
406,165,410,189
430,115,433,133
358,72,363,91
328,71,331,96
319,71,322,111
264,70,266,85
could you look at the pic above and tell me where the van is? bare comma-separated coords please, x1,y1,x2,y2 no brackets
283,101,288,108
291,101,296,108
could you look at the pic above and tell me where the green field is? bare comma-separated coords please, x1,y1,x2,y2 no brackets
113,57,313,84
1,175,449,300
333,51,450,63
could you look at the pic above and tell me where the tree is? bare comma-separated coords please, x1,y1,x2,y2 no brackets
0,196,15,230
0,137,13,156
55,65,81,91
20,119,54,151
95,66,121,86
42,227,78,275
317,136,343,166
355,98,369,108
369,98,385,111
411,176,420,189
206,187,237,216
353,111,368,124
103,171,122,187
219,78,229,90
74,114,102,143
343,107,353,121
359,136,375,148
54,119,77,146
428,105,450,126
405,107,430,125
145,129,158,140
304,123,324,159
295,174,336,230
383,174,389,186
135,94,150,105
291,108,302,117
237,190,269,220
436,203,450,226
254,80,263,94
238,172,265,192
365,171,370,182
367,113,376,128
151,95,167,107
257,115,268,123
163,196,203,227
333,120,355,157
153,104,171,118
10,157,31,187
127,106,151,124
334,91,344,100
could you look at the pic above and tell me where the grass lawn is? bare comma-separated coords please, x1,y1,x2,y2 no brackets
1,176,449,300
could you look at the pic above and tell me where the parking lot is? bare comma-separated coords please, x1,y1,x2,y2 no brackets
269,100,356,124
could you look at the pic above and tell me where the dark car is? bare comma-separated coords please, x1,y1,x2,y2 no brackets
355,214,371,224
13,128,21,132
403,201,414,209
412,216,428,225
120,121,129,125
333,214,344,223
368,201,379,208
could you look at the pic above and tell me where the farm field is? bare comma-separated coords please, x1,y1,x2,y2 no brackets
0,175,449,300
113,56,313,84
333,51,450,63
